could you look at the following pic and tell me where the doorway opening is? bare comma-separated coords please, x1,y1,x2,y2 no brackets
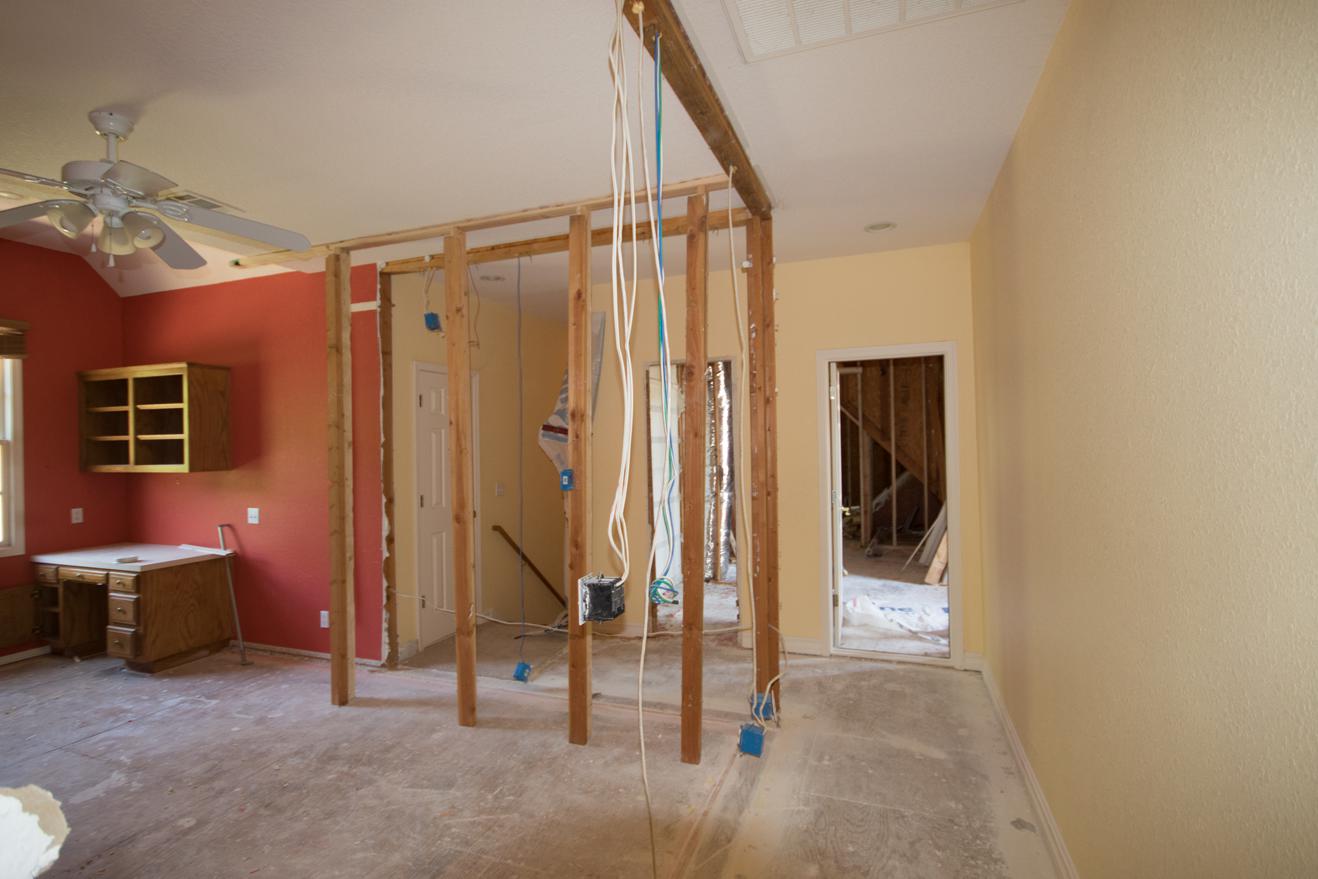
828,354,951,658
645,359,740,632
414,363,482,650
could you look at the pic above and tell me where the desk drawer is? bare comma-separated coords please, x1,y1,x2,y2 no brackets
108,593,139,626
108,572,138,594
106,625,138,659
34,564,58,584
59,566,108,586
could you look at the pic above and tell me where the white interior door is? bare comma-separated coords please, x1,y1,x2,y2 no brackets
828,362,845,644
416,364,454,648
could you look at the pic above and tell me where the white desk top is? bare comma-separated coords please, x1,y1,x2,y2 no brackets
30,543,228,573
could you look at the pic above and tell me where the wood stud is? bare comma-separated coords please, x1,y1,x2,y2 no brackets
326,250,355,706
444,232,478,727
379,272,399,670
627,0,773,218
566,208,592,745
680,193,708,765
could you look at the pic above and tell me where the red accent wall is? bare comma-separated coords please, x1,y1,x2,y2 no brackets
0,241,128,590
121,265,383,660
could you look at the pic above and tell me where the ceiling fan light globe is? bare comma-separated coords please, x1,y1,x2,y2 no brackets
123,212,165,249
97,219,136,256
46,201,95,238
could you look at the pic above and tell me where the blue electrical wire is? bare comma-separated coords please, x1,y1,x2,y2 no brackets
649,30,680,606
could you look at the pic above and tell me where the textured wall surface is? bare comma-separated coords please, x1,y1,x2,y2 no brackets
588,243,984,654
0,241,128,606
388,273,568,648
970,1,1318,875
123,265,384,660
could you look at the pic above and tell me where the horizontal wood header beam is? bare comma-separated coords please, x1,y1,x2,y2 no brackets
231,174,730,269
628,0,773,218
379,207,750,276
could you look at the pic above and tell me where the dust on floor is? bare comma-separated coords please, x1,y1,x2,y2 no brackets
1,644,1054,877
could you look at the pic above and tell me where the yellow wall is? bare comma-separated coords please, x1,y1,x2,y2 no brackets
970,1,1318,875
390,274,568,650
588,242,984,654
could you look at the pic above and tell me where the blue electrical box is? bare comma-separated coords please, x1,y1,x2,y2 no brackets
513,661,531,682
738,723,765,757
751,692,775,721
560,469,575,491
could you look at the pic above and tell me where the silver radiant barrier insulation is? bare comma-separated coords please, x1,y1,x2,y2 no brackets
706,360,735,583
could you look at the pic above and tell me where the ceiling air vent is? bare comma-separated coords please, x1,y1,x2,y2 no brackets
162,190,239,212
724,0,1022,61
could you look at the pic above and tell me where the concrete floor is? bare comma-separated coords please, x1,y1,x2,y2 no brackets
2,642,1055,878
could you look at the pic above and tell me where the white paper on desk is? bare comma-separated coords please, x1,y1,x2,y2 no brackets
178,544,236,557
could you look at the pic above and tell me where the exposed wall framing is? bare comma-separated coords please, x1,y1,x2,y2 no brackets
326,250,355,705
444,231,478,727
298,0,778,745
566,208,593,745
379,272,399,669
680,192,709,764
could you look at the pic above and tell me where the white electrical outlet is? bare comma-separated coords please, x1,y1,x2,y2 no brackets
320,610,329,628
247,507,260,525
70,507,84,524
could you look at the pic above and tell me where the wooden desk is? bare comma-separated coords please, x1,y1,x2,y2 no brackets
31,544,234,673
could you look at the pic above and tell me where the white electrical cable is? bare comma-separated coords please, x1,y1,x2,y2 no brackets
724,171,768,728
606,0,642,584
628,5,678,877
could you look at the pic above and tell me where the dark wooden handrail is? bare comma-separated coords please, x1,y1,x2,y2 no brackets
491,525,566,608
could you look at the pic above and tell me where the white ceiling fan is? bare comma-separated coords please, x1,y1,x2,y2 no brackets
0,109,310,269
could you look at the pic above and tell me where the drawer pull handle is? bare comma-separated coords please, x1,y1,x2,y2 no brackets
112,639,123,646
115,607,126,614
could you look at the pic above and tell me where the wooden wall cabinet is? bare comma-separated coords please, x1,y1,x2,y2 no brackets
79,362,230,472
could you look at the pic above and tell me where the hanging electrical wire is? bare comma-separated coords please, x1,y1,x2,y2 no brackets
515,256,527,664
724,169,768,728
606,0,642,586
619,4,677,878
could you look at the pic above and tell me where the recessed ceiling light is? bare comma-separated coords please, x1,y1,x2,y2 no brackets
0,191,21,200
478,274,505,282
864,222,896,233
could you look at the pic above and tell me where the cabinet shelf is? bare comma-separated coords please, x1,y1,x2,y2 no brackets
79,363,230,473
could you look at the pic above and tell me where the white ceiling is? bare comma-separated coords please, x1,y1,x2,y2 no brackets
0,0,1067,315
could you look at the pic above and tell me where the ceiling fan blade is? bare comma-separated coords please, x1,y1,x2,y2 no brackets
0,167,66,190
149,218,206,270
0,200,61,230
152,200,309,252
102,161,176,198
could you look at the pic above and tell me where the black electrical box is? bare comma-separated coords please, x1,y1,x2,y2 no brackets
578,574,625,622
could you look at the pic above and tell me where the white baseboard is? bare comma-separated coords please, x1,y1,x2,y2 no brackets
782,635,827,656
242,641,385,668
397,639,419,662
0,645,51,667
978,659,1078,879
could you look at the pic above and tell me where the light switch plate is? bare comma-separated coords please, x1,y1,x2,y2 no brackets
320,610,330,628
247,507,260,525
495,482,506,497
70,507,84,524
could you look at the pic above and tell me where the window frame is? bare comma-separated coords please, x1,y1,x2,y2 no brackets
0,358,26,558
